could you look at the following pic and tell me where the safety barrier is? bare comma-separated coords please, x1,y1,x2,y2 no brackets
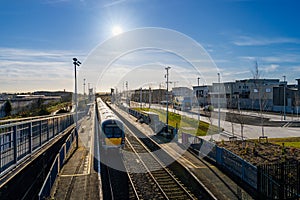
181,132,257,190
0,114,74,176
128,108,151,124
38,128,76,200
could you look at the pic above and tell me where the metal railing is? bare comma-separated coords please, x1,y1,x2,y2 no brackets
182,133,257,190
38,128,76,200
0,114,74,176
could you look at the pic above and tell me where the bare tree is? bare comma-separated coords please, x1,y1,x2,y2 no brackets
232,98,246,141
251,60,261,80
252,61,268,141
294,92,300,121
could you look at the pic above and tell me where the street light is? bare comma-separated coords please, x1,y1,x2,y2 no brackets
218,73,221,135
165,66,171,133
197,77,200,121
73,57,81,148
83,78,86,103
283,75,286,120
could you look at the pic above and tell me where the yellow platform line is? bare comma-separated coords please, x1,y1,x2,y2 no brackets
60,173,89,177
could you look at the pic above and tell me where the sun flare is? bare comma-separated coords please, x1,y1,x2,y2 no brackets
112,26,123,36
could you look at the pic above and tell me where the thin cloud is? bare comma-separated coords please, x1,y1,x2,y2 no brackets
43,0,70,4
102,0,131,8
262,64,279,73
233,36,300,46
0,47,83,92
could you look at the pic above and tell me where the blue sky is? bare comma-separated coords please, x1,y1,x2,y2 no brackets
1,0,300,92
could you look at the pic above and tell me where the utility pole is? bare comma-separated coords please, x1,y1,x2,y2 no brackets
149,87,151,109
283,75,286,120
88,83,91,102
125,81,128,105
165,66,171,133
83,78,87,104
140,87,142,108
197,77,200,121
83,78,86,97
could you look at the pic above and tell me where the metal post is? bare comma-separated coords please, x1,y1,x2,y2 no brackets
13,125,17,164
83,78,86,100
29,122,32,154
218,73,221,134
283,75,286,120
39,121,42,147
149,87,151,109
197,77,200,121
126,81,128,105
140,87,142,108
165,66,171,132
46,119,49,142
73,58,81,149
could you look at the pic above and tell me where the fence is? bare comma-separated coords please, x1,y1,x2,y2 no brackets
182,133,300,199
181,132,257,190
128,108,151,124
257,160,300,199
0,114,74,176
38,129,76,200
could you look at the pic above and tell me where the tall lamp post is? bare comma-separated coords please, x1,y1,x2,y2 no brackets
218,73,221,135
283,75,286,120
197,77,200,121
73,58,81,148
165,66,171,132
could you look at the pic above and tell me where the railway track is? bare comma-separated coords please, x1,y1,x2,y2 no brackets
122,127,197,200
108,104,216,199
100,149,130,200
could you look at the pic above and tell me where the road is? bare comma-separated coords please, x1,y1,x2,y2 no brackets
147,104,300,141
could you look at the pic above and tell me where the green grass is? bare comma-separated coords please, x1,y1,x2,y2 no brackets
251,137,300,148
267,137,300,148
47,102,71,113
273,142,300,148
133,107,220,136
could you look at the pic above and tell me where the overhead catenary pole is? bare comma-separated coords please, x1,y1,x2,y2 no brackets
73,58,81,149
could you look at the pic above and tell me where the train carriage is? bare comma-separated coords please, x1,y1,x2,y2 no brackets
97,98,125,149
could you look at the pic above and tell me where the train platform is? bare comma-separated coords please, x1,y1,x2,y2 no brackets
112,105,253,200
50,106,102,200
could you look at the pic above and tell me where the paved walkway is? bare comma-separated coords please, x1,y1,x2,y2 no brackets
50,105,102,200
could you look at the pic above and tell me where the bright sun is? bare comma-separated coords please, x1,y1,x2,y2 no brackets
112,26,123,36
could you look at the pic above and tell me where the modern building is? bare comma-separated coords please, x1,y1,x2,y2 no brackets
193,85,212,107
192,78,300,114
131,88,167,104
273,79,300,114
172,87,193,97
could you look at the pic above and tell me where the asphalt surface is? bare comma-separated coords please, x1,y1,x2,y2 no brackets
50,105,102,200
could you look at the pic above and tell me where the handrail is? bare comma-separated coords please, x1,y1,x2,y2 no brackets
0,114,74,176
